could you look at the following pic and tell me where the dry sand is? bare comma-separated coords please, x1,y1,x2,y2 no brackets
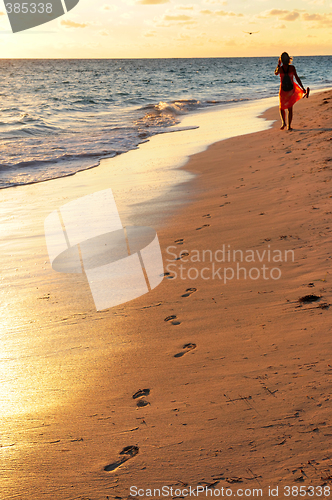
2,90,332,499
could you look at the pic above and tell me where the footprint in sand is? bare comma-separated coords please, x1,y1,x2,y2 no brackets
181,288,197,298
175,239,184,245
133,389,150,399
136,399,150,408
174,343,197,358
196,224,210,230
133,388,151,408
164,315,181,325
163,271,175,279
298,294,321,304
202,214,211,219
175,252,189,261
104,445,139,472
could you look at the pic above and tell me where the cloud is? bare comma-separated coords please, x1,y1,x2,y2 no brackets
101,4,118,11
61,20,88,28
137,0,169,4
283,11,300,21
176,5,195,10
303,12,324,20
269,9,288,16
200,9,243,16
258,9,301,21
216,10,243,16
99,30,110,36
157,12,196,26
258,8,332,27
302,11,332,25
164,14,193,21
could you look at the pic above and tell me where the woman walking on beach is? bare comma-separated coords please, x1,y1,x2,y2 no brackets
275,52,308,131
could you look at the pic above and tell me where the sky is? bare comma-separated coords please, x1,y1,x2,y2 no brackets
0,0,331,58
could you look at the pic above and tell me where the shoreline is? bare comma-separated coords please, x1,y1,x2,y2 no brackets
1,95,277,194
2,88,332,499
1,86,329,195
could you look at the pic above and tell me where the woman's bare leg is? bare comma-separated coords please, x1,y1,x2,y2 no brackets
287,107,293,130
279,109,286,130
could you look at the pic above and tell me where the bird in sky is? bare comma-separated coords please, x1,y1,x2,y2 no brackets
243,31,259,35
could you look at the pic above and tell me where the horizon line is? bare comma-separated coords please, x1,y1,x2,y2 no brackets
0,54,331,61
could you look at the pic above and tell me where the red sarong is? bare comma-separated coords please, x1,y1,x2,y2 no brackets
279,71,305,110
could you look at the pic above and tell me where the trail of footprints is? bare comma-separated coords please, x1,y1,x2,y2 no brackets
104,232,202,473
175,211,213,234
103,390,150,472
197,214,212,230
104,327,198,473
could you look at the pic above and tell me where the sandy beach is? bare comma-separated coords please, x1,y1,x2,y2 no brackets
1,89,332,499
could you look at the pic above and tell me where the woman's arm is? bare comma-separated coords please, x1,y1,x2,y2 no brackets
293,66,306,91
274,58,281,75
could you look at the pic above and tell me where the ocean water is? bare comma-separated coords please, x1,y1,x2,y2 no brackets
0,56,331,189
